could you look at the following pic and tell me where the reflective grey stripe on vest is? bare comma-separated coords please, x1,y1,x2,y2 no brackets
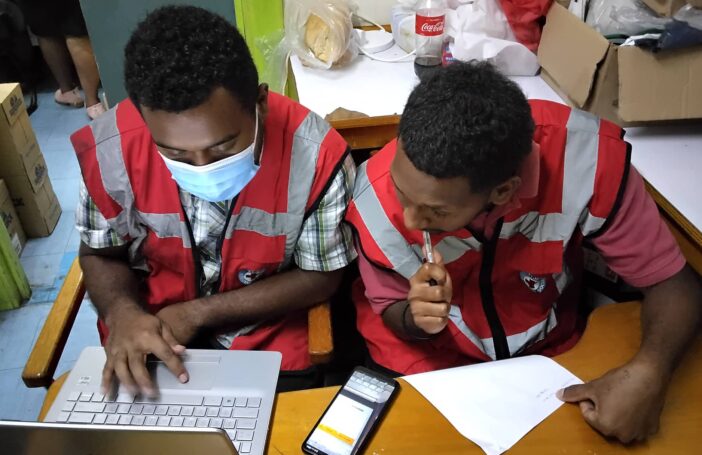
352,162,422,279
410,235,482,264
449,305,558,360
105,212,191,246
92,107,191,249
226,207,294,237
104,211,191,273
92,106,135,240
500,108,604,245
564,109,606,237
224,110,331,269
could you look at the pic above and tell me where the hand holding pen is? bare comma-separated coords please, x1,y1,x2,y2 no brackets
405,231,453,336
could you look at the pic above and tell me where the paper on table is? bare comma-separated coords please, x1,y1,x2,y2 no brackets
290,44,418,119
403,355,582,455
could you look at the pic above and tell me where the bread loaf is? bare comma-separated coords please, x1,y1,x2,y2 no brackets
303,3,352,65
305,14,333,63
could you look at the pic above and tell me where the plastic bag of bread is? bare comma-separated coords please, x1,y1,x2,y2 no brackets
284,0,359,69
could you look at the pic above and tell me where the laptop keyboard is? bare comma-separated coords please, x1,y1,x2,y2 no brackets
52,392,261,454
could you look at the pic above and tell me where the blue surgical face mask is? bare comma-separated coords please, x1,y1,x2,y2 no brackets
159,111,261,202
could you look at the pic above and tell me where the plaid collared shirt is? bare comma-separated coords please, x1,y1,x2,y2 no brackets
75,154,357,295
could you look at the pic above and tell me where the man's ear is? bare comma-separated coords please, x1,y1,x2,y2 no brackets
257,83,269,117
489,176,522,206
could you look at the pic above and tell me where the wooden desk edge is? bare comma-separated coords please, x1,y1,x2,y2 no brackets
329,114,401,130
644,179,702,246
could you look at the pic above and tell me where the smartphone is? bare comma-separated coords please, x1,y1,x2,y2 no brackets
302,366,399,455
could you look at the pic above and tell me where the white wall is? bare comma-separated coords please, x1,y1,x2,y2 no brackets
353,0,398,24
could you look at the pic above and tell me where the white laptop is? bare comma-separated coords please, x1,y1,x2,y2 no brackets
0,420,238,455
37,347,281,455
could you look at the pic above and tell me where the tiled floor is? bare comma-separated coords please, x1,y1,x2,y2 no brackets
0,91,99,421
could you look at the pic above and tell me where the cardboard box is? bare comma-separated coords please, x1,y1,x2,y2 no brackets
0,180,26,256
6,174,61,238
0,83,62,237
642,0,686,16
0,83,37,159
538,3,702,124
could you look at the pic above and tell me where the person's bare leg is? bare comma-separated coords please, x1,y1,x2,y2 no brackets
65,36,101,106
37,35,75,93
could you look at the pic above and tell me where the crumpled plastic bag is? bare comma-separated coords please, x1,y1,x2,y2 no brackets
497,0,552,52
261,0,359,93
586,0,672,37
445,0,540,76
675,4,702,31
284,0,359,69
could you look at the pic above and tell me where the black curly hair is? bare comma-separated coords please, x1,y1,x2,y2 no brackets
399,61,534,194
124,5,258,113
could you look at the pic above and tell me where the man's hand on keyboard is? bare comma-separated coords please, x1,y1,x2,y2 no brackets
102,305,189,397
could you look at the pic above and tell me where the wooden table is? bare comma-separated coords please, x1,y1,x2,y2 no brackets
42,302,700,453
328,114,399,152
266,302,702,454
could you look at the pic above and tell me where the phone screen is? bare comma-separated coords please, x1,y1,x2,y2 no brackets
302,368,397,455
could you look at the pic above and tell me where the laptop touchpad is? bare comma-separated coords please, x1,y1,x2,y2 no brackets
148,354,220,390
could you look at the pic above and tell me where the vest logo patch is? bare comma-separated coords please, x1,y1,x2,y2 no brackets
520,272,546,293
238,269,265,286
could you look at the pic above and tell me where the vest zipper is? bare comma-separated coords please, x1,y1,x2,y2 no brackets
477,217,510,360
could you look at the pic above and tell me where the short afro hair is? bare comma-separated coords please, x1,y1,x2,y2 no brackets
124,5,258,113
399,61,534,193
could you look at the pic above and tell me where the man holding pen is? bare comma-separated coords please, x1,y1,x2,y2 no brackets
345,62,701,443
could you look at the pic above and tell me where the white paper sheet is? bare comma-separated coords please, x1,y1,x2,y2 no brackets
403,355,582,455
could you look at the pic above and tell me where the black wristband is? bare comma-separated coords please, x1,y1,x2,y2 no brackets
402,302,433,341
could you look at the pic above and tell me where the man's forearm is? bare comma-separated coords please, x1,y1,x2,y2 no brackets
79,243,144,326
638,266,702,374
184,268,344,331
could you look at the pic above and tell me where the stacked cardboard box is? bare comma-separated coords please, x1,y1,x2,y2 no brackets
0,180,26,256
0,83,61,237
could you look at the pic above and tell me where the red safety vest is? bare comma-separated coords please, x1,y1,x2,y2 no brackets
345,100,630,374
72,93,349,371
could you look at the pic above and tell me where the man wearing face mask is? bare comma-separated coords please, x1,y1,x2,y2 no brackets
71,6,356,393
346,62,702,443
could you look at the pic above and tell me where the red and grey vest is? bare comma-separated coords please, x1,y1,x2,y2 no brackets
71,93,349,371
345,100,631,374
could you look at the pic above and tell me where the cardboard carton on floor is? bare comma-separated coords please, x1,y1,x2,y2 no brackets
0,83,62,237
537,3,702,124
0,180,26,256
6,169,62,239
